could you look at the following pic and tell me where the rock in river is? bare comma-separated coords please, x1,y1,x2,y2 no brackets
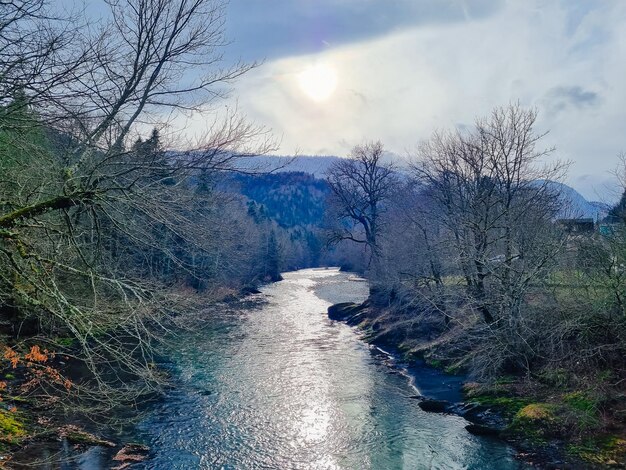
418,399,452,413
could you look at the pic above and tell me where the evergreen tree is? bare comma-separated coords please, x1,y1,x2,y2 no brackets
607,190,626,223
265,229,282,282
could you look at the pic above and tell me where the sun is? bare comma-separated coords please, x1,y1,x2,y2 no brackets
297,63,338,103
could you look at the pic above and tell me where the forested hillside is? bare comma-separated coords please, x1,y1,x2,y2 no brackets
227,172,330,228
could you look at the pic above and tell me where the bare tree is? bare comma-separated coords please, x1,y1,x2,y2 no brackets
412,105,566,323
0,0,273,412
325,141,397,278
0,0,101,139
409,105,569,374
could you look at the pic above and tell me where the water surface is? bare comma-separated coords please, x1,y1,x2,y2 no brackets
135,268,522,469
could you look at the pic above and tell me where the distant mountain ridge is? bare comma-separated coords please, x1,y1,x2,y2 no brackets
235,155,342,178
540,181,609,220
233,155,607,221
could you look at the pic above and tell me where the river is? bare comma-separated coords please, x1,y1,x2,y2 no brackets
16,268,523,468
123,267,522,469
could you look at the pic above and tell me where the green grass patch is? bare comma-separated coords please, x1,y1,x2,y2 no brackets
493,375,516,386
515,403,557,423
563,391,600,412
506,403,559,444
0,409,26,443
536,368,570,388
561,391,602,432
444,364,461,374
470,394,532,418
567,435,626,465
55,336,75,347
425,358,443,369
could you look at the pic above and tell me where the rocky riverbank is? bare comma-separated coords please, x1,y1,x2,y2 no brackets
327,301,625,469
1,411,150,469
327,302,506,430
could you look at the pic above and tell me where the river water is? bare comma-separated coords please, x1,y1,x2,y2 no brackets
127,268,522,469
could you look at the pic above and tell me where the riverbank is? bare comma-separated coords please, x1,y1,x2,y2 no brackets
327,300,626,469
0,284,269,468
0,383,152,468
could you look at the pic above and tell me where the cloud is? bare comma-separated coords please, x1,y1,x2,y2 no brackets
224,0,504,61
67,0,626,201
544,86,601,115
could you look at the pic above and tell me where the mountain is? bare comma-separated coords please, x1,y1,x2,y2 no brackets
233,155,342,178
542,181,610,220
230,156,607,223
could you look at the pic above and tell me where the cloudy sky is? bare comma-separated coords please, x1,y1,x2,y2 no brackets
198,0,625,201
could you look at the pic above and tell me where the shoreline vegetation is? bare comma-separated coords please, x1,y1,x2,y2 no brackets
0,284,269,468
327,299,626,469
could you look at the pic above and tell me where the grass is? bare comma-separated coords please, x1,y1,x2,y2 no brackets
425,357,443,369
567,435,626,465
467,378,620,465
506,403,559,445
515,403,556,422
54,336,75,347
472,395,532,418
536,368,570,388
0,409,26,444
560,391,603,433
563,391,600,412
